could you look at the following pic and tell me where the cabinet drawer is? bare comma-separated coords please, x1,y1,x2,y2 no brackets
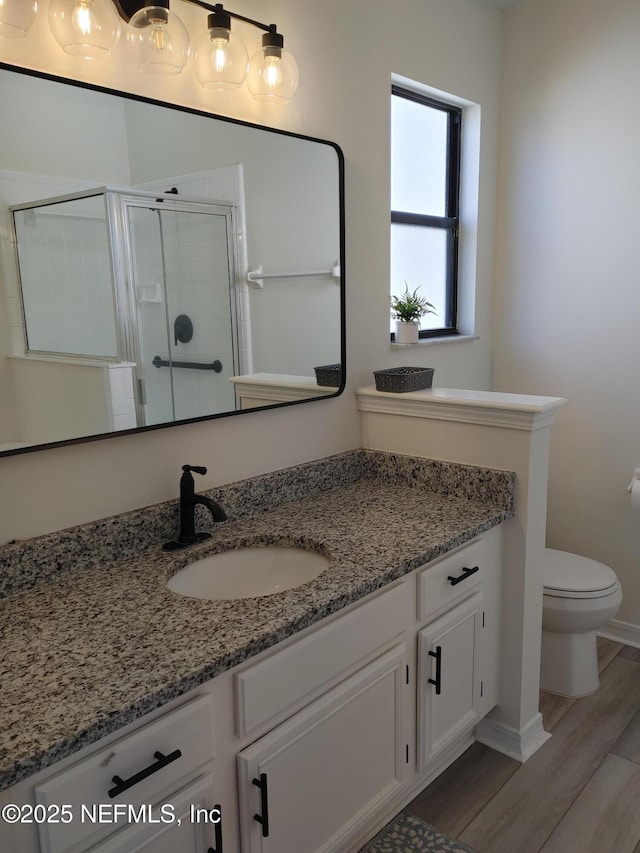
236,582,408,736
417,538,484,622
35,695,214,853
88,774,218,853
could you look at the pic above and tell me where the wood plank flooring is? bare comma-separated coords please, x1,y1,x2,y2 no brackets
406,638,640,853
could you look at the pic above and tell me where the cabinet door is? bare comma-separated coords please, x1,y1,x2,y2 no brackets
237,645,406,853
88,775,222,853
418,593,482,769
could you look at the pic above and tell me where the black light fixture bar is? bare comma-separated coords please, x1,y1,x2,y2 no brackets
54,0,299,102
113,0,279,37
190,1,276,36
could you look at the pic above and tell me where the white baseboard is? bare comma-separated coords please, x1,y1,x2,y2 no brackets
475,712,551,763
598,618,640,649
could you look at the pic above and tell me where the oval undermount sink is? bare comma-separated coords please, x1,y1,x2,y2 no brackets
167,546,329,601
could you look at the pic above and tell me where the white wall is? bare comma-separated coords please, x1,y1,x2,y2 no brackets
0,0,503,543
123,101,341,375
493,0,640,626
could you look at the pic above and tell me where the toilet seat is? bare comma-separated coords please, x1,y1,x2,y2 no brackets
543,548,619,599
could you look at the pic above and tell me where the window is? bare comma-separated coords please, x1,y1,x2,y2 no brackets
391,86,461,339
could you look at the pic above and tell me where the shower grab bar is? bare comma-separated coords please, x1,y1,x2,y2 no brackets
247,261,341,288
152,355,222,373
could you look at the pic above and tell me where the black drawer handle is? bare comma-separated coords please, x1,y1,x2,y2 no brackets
108,749,182,799
428,645,442,695
253,772,270,838
208,807,223,853
448,565,480,586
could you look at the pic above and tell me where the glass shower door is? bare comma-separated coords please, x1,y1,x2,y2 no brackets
125,200,237,427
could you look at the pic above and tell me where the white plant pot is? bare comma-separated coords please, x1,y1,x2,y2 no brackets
395,320,419,344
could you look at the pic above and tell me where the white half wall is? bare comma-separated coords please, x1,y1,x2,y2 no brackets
357,386,566,758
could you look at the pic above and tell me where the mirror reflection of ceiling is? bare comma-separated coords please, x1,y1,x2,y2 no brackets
0,66,344,456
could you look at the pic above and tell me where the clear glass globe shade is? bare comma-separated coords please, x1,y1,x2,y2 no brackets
127,5,190,75
49,0,121,59
194,26,248,90
247,47,299,104
0,0,38,39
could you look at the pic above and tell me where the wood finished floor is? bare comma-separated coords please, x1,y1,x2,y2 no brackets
406,639,640,853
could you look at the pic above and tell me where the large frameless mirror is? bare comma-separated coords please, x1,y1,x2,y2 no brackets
0,64,345,457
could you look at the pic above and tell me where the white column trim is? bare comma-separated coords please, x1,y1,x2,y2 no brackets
475,713,551,763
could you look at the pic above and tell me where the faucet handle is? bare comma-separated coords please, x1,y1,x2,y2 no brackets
182,465,207,476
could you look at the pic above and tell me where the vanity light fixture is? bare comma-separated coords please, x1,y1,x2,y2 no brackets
0,0,38,39
49,0,122,59
3,0,299,102
126,1,190,75
246,25,298,103
193,5,248,90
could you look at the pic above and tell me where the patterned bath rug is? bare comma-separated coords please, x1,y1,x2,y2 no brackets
360,812,477,853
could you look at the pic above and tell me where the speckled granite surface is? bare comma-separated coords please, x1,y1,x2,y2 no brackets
0,451,515,792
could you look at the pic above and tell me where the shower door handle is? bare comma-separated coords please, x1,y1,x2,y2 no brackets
152,356,222,372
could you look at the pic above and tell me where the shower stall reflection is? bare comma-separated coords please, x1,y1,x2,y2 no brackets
11,186,240,434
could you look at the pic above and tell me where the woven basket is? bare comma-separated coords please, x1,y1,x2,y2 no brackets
373,366,434,393
314,364,343,387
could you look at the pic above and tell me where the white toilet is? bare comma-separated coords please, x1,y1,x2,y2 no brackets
541,548,622,697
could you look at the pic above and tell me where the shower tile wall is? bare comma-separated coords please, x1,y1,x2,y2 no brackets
0,171,94,356
14,199,116,358
105,363,136,432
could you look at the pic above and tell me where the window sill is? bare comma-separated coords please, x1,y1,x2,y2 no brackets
390,334,479,350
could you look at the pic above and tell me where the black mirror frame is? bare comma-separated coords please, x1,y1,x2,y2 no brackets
0,61,346,458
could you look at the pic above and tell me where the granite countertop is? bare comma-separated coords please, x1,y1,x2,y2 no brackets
0,451,515,792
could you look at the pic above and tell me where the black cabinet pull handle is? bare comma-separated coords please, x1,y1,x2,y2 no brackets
108,749,182,799
428,646,442,695
448,565,479,586
252,773,270,838
208,806,223,853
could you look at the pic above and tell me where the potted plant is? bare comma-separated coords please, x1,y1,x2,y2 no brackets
390,284,437,344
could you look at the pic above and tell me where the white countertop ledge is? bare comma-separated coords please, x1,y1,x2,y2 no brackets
230,373,337,402
356,386,567,431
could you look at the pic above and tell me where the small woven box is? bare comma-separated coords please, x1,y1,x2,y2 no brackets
314,363,343,387
373,366,434,393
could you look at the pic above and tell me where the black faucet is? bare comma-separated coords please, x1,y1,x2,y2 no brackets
163,465,227,551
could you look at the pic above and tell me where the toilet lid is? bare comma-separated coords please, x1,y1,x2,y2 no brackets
543,548,619,598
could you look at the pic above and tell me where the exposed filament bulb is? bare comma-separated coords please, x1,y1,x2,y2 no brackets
71,0,94,37
263,55,283,89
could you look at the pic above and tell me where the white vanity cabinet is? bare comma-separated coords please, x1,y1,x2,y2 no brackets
231,581,410,853
418,593,483,768
1,526,503,853
237,645,407,853
416,535,502,771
